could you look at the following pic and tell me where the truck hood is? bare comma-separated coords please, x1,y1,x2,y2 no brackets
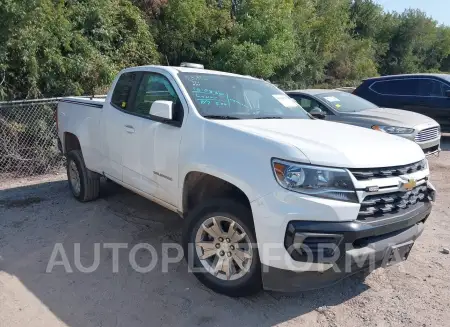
214,119,425,168
341,108,438,128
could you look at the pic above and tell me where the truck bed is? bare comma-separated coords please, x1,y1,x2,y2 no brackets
57,96,106,174
60,96,106,108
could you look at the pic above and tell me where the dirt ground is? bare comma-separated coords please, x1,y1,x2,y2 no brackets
0,137,449,327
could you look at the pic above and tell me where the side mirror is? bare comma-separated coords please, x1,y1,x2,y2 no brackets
310,107,326,119
445,90,450,98
149,100,173,120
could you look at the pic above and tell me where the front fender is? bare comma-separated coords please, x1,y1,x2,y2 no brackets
177,119,307,209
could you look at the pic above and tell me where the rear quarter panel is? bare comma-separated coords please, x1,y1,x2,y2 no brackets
57,99,105,173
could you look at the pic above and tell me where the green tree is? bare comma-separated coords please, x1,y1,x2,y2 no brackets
0,0,159,100
2,0,450,100
279,0,355,88
212,0,296,78
350,0,384,39
380,9,440,74
157,0,233,67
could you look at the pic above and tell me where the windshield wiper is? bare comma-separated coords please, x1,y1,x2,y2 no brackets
254,116,283,119
203,115,241,120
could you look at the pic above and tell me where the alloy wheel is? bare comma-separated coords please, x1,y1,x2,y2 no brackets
195,216,253,281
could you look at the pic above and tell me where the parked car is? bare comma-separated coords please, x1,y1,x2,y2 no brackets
286,89,441,155
57,64,435,297
353,74,450,132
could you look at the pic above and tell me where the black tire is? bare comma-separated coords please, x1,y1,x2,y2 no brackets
66,150,100,202
182,199,262,297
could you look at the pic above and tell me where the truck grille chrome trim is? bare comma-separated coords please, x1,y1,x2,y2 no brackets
358,185,430,220
415,126,440,143
349,160,426,180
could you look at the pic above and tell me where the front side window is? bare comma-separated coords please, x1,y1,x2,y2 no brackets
178,73,310,119
111,72,137,110
296,96,315,112
290,95,330,114
315,92,377,112
133,73,183,123
134,73,179,114
439,80,450,95
417,79,445,96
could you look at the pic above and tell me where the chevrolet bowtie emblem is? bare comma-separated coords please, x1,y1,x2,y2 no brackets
401,177,416,191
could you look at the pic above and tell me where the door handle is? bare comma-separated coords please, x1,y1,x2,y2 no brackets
124,125,135,134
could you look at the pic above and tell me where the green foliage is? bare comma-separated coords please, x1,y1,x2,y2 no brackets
0,0,159,100
1,0,450,100
157,0,232,67
211,0,296,78
350,0,384,39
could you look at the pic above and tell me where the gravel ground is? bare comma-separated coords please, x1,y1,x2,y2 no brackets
0,137,449,327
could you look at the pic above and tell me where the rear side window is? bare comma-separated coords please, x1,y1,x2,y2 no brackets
371,79,421,96
111,72,137,110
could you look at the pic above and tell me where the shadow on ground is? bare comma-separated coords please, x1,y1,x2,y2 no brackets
0,180,369,327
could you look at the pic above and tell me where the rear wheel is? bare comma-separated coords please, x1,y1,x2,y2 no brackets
183,199,262,297
66,150,100,202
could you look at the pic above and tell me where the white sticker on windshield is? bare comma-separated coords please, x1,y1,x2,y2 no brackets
273,94,298,108
324,96,340,102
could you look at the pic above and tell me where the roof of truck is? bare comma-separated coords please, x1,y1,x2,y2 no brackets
123,65,258,80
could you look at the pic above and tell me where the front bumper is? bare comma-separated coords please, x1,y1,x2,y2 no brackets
400,131,440,155
262,201,431,292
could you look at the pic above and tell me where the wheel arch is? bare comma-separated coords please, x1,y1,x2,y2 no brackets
63,132,81,154
181,171,253,217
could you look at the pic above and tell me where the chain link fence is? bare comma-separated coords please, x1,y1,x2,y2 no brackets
0,98,65,181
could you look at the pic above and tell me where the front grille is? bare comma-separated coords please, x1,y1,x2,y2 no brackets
349,160,426,180
415,126,440,142
358,185,430,220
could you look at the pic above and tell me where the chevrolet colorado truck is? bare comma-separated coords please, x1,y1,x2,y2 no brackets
57,64,435,297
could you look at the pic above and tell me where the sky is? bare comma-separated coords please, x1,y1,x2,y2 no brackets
375,0,450,26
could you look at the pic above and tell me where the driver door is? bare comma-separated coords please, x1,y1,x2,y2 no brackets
124,72,185,206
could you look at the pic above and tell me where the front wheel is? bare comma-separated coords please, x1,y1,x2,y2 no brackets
182,199,262,297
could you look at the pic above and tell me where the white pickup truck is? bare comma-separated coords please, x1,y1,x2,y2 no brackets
57,64,435,297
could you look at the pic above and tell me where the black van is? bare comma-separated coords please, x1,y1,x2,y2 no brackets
353,74,450,132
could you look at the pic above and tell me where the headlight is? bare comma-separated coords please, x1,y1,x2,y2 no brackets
372,125,414,134
272,159,358,202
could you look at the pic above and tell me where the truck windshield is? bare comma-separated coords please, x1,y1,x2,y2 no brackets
316,91,378,112
179,72,310,119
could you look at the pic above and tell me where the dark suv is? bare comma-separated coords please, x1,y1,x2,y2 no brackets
353,74,450,132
